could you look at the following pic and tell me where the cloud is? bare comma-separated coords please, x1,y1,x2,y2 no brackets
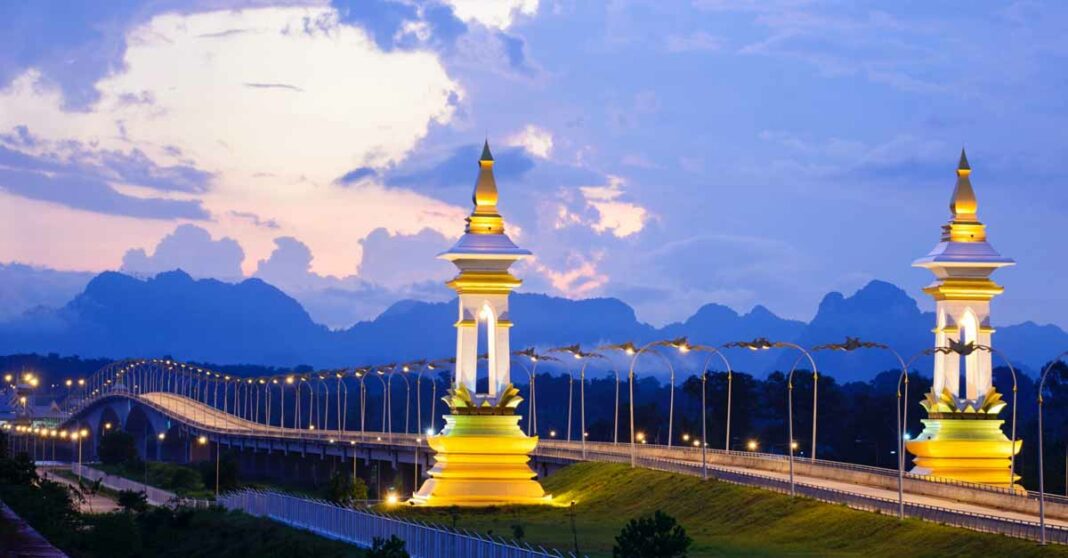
387,143,535,189
0,262,93,320
528,252,608,298
0,124,212,219
561,176,648,238
122,224,245,280
0,6,469,277
254,232,454,327
442,0,539,30
357,228,455,288
665,31,723,53
506,124,553,158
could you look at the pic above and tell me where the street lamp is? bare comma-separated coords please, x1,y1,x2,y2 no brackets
672,338,732,480
813,337,918,519
614,339,679,466
512,348,556,436
725,338,817,497
549,345,605,457
1034,350,1068,544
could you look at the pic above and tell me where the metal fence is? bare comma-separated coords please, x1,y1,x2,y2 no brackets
70,464,211,509
220,489,580,558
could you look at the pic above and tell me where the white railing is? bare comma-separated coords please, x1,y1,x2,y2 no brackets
220,489,580,558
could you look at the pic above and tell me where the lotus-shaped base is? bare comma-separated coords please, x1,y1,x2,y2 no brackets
906,416,1022,491
411,413,551,507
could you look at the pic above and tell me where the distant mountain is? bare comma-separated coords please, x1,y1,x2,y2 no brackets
0,270,1065,379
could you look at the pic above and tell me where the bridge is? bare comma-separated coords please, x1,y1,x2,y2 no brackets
8,357,1063,544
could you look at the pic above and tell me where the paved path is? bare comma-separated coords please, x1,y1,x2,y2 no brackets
38,467,120,514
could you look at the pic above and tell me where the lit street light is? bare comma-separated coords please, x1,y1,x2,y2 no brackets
726,338,818,497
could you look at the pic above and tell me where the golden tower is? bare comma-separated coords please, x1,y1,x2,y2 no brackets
411,142,550,506
905,150,1021,489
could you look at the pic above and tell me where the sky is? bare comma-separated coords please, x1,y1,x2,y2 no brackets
1,0,1066,330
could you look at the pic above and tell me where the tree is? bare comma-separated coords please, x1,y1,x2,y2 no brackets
613,510,692,558
197,451,241,492
368,535,409,558
0,452,37,485
98,430,138,466
117,489,149,513
326,468,368,505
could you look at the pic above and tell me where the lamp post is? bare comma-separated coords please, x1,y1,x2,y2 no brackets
673,339,732,480
513,349,555,436
725,338,817,496
550,346,605,457
1034,350,1068,545
613,339,679,467
813,337,924,519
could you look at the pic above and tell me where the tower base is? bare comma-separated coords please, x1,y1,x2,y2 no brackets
411,414,550,507
905,417,1022,491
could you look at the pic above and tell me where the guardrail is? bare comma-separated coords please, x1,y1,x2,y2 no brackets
70,464,211,509
220,489,581,558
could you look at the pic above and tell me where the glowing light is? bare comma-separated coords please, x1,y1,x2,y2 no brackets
286,377,294,384
747,440,758,451
308,425,316,430
157,433,166,441
198,436,208,445
549,430,557,438
104,422,112,430
790,441,799,450
386,493,399,505
426,428,435,436
682,433,690,442
635,432,646,442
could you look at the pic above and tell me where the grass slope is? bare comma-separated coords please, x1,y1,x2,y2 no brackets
390,462,1068,557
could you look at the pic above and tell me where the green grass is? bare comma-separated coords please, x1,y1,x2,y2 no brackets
387,462,1068,557
96,461,215,499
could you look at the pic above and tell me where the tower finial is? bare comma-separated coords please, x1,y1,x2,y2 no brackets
468,140,504,234
943,149,983,242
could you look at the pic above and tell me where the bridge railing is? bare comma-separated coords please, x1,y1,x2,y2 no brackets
220,489,581,558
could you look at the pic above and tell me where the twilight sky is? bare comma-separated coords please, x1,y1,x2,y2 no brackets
1,0,1066,329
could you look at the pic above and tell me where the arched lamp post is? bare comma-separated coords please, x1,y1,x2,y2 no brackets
670,338,733,480
1034,351,1068,545
725,338,818,496
602,340,680,467
512,348,556,436
550,345,605,458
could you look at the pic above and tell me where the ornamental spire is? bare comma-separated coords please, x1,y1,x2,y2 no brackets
942,148,985,242
467,141,505,235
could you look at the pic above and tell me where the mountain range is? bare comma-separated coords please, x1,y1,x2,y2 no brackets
1,269,1065,381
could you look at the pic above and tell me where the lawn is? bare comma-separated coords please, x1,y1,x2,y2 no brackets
387,462,1068,557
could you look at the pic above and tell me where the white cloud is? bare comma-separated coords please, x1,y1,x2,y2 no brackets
506,124,553,158
443,0,539,30
529,252,607,297
578,176,648,238
0,6,469,277
665,31,723,53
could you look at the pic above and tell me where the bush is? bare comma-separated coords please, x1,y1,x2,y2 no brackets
368,535,409,558
98,430,138,466
197,451,240,492
613,510,692,558
117,489,149,513
327,468,368,505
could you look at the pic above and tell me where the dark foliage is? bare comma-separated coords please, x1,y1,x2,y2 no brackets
368,535,409,558
613,510,692,558
117,489,149,513
97,430,138,466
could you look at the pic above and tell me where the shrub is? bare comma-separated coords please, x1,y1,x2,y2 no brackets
613,510,692,558
117,489,149,513
368,535,409,558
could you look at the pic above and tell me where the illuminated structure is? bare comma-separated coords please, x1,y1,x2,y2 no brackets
906,150,1021,489
412,142,550,506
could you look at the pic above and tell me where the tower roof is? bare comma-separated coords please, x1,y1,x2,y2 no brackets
439,140,531,262
913,150,1013,271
